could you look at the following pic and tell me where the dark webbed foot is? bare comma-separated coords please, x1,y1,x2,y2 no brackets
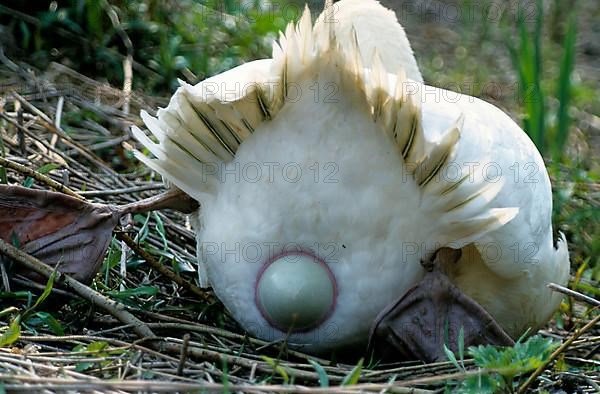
369,248,514,363
0,185,196,284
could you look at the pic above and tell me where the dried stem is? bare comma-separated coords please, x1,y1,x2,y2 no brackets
0,156,80,198
548,282,600,306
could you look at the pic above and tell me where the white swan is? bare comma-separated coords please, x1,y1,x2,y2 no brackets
132,0,569,356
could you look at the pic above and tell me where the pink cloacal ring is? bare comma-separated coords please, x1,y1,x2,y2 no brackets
255,250,338,332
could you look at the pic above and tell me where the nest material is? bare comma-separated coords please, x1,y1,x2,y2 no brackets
0,54,598,393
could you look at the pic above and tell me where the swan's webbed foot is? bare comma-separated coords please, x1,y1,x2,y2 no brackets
0,185,196,284
369,248,514,363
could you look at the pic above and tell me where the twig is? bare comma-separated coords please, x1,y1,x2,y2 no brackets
89,321,333,367
0,112,114,188
119,239,129,292
0,354,111,381
102,0,134,117
78,183,165,197
67,135,131,156
15,100,25,155
46,62,162,111
50,96,63,149
584,342,600,359
162,340,331,383
517,309,600,393
122,56,133,115
12,92,117,176
0,237,155,339
0,257,10,291
548,282,600,306
54,96,64,129
0,47,20,72
0,156,78,198
177,334,191,376
12,275,77,299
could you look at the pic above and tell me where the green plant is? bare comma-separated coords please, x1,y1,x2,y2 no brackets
551,165,600,272
262,355,291,384
553,13,577,162
341,358,363,386
445,335,558,393
308,359,330,387
1,0,296,93
506,0,578,162
72,340,127,373
0,269,62,347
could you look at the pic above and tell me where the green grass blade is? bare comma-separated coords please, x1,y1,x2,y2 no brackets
261,355,290,384
533,0,545,154
508,1,547,154
444,344,461,371
341,358,363,386
0,316,21,347
554,13,577,161
308,359,329,387
29,269,57,312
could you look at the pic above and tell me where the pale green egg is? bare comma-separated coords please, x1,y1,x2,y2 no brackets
256,253,336,331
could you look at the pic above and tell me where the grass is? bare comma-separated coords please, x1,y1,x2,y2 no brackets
506,0,578,162
501,0,599,275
